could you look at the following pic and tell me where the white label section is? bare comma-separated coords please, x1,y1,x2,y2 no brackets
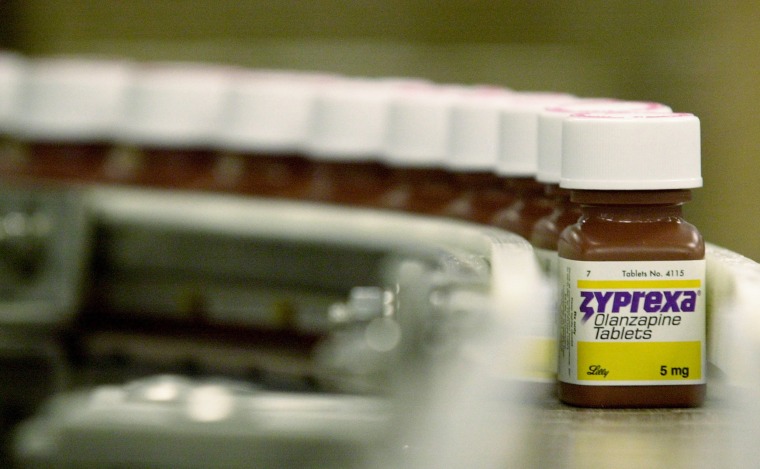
558,259,706,386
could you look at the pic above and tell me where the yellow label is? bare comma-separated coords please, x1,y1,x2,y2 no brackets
577,279,702,289
577,341,702,382
558,259,706,385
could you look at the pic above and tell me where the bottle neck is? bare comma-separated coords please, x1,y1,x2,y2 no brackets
570,189,691,205
572,189,691,222
504,176,544,196
544,183,572,201
454,171,501,188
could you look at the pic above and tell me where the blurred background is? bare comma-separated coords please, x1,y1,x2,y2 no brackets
1,0,757,260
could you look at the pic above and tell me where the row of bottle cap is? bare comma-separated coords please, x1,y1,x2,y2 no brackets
0,53,701,191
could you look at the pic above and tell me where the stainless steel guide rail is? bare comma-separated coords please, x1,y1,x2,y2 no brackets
1,184,539,468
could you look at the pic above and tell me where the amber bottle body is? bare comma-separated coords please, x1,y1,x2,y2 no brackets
491,178,553,239
440,172,515,224
557,190,705,408
380,167,460,215
531,185,581,274
306,161,392,207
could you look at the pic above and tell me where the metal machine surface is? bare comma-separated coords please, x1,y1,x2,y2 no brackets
0,182,539,467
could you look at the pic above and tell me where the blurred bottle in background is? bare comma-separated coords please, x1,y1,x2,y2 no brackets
490,93,576,239
10,56,132,185
115,62,229,190
304,77,398,207
216,70,331,199
380,84,465,215
441,87,517,224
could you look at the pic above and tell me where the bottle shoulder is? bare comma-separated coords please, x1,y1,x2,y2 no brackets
530,205,582,250
558,216,704,261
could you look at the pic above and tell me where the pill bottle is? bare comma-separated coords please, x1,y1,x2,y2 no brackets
441,88,518,224
117,62,230,190
557,112,705,408
304,78,396,206
0,52,25,176
490,93,577,239
380,84,465,215
11,57,132,185
532,100,671,276
216,70,329,198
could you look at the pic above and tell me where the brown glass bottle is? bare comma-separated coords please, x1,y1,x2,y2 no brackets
380,84,468,215
490,177,553,239
381,167,460,215
10,142,108,184
440,172,515,224
307,160,392,206
303,78,400,207
557,112,704,408
440,87,522,223
558,189,705,407
530,185,581,272
217,70,330,200
231,153,313,200
117,62,230,191
128,147,217,190
9,57,131,187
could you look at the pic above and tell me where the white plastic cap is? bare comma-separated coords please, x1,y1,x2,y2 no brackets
0,52,25,132
306,78,396,161
217,70,335,153
560,112,702,190
119,62,231,148
537,100,672,183
14,57,132,142
447,87,516,172
383,84,469,168
497,92,578,177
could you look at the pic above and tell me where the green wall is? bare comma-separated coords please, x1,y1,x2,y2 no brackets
5,1,759,261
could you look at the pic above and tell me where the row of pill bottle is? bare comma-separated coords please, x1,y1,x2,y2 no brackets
0,55,535,219
482,92,580,384
489,93,578,239
3,59,319,197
